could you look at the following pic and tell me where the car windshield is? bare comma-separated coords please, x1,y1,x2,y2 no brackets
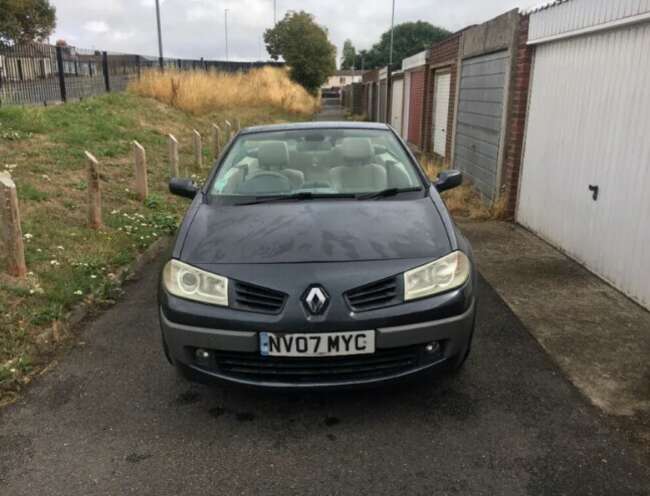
208,128,424,201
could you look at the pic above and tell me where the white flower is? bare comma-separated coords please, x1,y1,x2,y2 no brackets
50,260,60,266
74,290,83,295
90,274,97,279
56,245,64,250
29,289,35,295
111,210,119,215
23,233,33,240
36,248,42,253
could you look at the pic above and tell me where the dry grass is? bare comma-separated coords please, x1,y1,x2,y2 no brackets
128,67,319,116
421,157,508,220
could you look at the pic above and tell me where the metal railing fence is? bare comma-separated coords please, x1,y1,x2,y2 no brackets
0,42,282,106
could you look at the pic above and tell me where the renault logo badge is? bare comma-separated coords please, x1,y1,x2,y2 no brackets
303,286,329,315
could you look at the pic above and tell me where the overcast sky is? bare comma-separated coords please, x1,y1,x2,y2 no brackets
50,0,533,62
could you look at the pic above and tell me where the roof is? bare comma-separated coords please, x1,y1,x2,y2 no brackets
240,121,389,134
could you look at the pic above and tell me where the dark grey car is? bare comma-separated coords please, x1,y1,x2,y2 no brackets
159,122,476,388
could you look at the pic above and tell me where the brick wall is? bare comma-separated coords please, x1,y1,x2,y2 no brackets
422,33,461,160
501,14,532,219
407,68,425,147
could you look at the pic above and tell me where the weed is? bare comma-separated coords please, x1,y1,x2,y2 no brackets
421,157,507,220
18,183,48,202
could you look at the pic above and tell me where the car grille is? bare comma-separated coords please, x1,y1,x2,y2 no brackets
209,346,423,384
345,276,401,312
231,281,287,314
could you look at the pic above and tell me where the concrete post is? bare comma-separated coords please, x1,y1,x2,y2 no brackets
192,129,203,167
168,134,179,177
85,151,102,229
0,172,27,278
211,124,221,159
133,141,148,200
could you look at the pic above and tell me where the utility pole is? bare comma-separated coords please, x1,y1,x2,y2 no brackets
388,0,396,68
224,8,230,61
155,0,164,69
274,0,277,24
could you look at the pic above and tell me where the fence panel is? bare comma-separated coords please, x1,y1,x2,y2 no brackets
0,42,61,105
60,47,106,101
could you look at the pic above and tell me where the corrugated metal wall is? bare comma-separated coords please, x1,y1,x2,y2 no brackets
517,20,650,309
454,51,508,200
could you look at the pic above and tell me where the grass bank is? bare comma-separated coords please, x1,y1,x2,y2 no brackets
129,67,319,115
0,89,309,404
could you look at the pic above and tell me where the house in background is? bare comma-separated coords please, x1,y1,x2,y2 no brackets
322,69,366,90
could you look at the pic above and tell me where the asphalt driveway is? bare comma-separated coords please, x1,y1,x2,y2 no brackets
1,256,649,495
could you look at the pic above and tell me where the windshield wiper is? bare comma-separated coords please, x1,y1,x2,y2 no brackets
355,187,423,200
236,192,355,205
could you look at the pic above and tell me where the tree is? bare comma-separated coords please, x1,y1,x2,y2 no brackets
340,39,356,70
264,11,336,94
362,21,450,70
0,0,56,47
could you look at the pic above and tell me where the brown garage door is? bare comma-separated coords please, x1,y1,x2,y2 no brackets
407,69,425,147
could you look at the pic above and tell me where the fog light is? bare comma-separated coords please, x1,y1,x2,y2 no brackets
195,348,210,360
424,342,440,354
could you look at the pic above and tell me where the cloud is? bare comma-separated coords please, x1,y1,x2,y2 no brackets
51,0,523,61
83,21,109,34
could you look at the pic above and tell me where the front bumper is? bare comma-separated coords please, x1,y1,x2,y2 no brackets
160,298,476,388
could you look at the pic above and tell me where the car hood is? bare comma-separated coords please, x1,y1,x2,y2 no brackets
180,197,451,264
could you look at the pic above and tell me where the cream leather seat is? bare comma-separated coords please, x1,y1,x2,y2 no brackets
257,142,304,190
329,138,387,193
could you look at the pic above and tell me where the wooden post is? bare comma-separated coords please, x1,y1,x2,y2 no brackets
211,124,221,158
133,140,148,200
85,151,102,229
168,134,179,177
0,172,27,278
192,129,203,167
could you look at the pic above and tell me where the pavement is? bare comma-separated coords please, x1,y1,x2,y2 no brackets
1,253,649,495
314,97,347,121
459,220,650,454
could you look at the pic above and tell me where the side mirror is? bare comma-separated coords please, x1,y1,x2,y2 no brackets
434,169,462,192
169,177,199,199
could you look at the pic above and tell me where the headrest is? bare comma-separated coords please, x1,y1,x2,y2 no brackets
341,138,373,165
258,142,289,170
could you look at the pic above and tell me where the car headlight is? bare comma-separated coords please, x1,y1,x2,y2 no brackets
404,251,470,301
163,259,228,306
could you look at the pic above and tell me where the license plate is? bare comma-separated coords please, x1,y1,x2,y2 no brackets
259,330,375,357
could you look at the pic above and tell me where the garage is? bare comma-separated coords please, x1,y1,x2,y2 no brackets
517,0,650,309
431,69,451,158
390,73,404,135
454,51,508,200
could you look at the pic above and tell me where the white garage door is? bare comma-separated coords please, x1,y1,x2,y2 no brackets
391,78,404,136
432,70,451,157
517,22,650,309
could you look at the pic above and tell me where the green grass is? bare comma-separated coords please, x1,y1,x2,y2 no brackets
0,92,308,402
